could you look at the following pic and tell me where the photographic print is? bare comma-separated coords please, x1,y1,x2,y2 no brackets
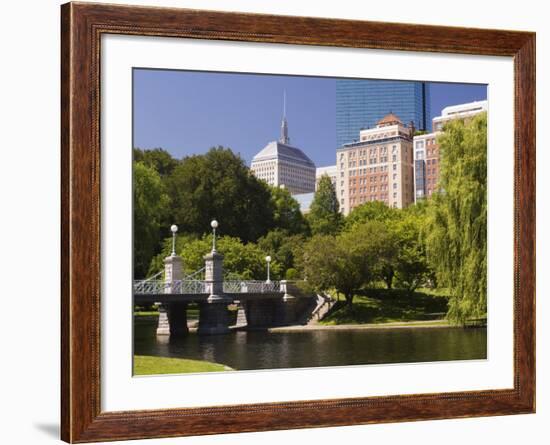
132,69,488,376
61,5,535,440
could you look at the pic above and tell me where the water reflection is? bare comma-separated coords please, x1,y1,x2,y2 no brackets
134,317,487,371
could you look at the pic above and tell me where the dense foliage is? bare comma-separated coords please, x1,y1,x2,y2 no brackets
136,146,305,279
307,175,342,235
166,147,276,242
134,112,487,324
133,162,170,278
425,113,487,324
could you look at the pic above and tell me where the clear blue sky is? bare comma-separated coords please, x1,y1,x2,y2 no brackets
133,69,486,167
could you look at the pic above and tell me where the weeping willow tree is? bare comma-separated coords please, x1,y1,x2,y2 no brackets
425,113,487,324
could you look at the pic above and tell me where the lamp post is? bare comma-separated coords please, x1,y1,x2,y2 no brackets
211,220,218,252
170,224,178,256
265,255,272,283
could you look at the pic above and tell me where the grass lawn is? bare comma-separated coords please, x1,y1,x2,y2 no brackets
134,355,233,375
133,311,159,317
321,288,449,325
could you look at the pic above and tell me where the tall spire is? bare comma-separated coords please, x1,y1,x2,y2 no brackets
279,90,290,144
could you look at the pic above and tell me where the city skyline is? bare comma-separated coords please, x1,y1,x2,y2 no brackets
133,69,487,167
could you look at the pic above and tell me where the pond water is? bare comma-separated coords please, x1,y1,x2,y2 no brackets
134,317,487,371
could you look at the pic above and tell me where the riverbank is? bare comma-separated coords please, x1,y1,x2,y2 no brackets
269,319,454,332
320,288,450,326
133,288,485,333
133,355,233,375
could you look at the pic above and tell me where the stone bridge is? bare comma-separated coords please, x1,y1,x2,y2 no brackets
134,233,316,336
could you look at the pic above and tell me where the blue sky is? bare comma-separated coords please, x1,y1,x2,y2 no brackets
133,69,486,167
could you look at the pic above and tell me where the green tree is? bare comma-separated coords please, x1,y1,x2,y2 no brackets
149,234,273,280
300,221,386,308
307,174,342,235
257,229,306,277
133,162,170,278
269,186,309,235
184,236,271,280
345,200,398,229
425,113,487,324
133,148,179,177
345,201,400,288
393,205,431,292
351,220,400,293
166,147,275,242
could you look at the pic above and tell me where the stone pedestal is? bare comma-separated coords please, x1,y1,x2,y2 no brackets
163,254,183,293
203,250,224,299
156,304,171,336
198,249,232,335
234,303,248,327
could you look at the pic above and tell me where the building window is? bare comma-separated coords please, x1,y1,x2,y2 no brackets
393,164,397,171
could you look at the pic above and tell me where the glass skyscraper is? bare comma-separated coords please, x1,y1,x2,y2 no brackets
336,80,431,148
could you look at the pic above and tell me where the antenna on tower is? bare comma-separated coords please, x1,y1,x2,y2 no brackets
279,90,290,144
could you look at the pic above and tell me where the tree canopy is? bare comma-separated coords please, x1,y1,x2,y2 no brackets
425,113,487,323
133,112,487,325
133,147,179,177
257,229,306,279
133,162,170,278
269,186,309,235
300,221,391,307
307,174,342,235
166,147,276,242
345,200,399,229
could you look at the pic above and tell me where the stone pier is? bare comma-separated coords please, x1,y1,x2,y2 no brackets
198,249,232,335
243,281,310,328
156,302,188,336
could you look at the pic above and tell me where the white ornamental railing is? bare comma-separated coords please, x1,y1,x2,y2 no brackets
134,279,283,295
223,280,281,294
134,279,207,295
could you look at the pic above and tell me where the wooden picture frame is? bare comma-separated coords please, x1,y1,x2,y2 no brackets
61,2,535,442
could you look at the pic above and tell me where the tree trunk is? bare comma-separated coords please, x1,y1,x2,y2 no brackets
345,293,354,309
384,268,394,289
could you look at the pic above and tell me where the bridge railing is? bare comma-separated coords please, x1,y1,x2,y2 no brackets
133,279,208,295
134,280,167,294
134,279,283,295
223,280,281,294
175,280,208,294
